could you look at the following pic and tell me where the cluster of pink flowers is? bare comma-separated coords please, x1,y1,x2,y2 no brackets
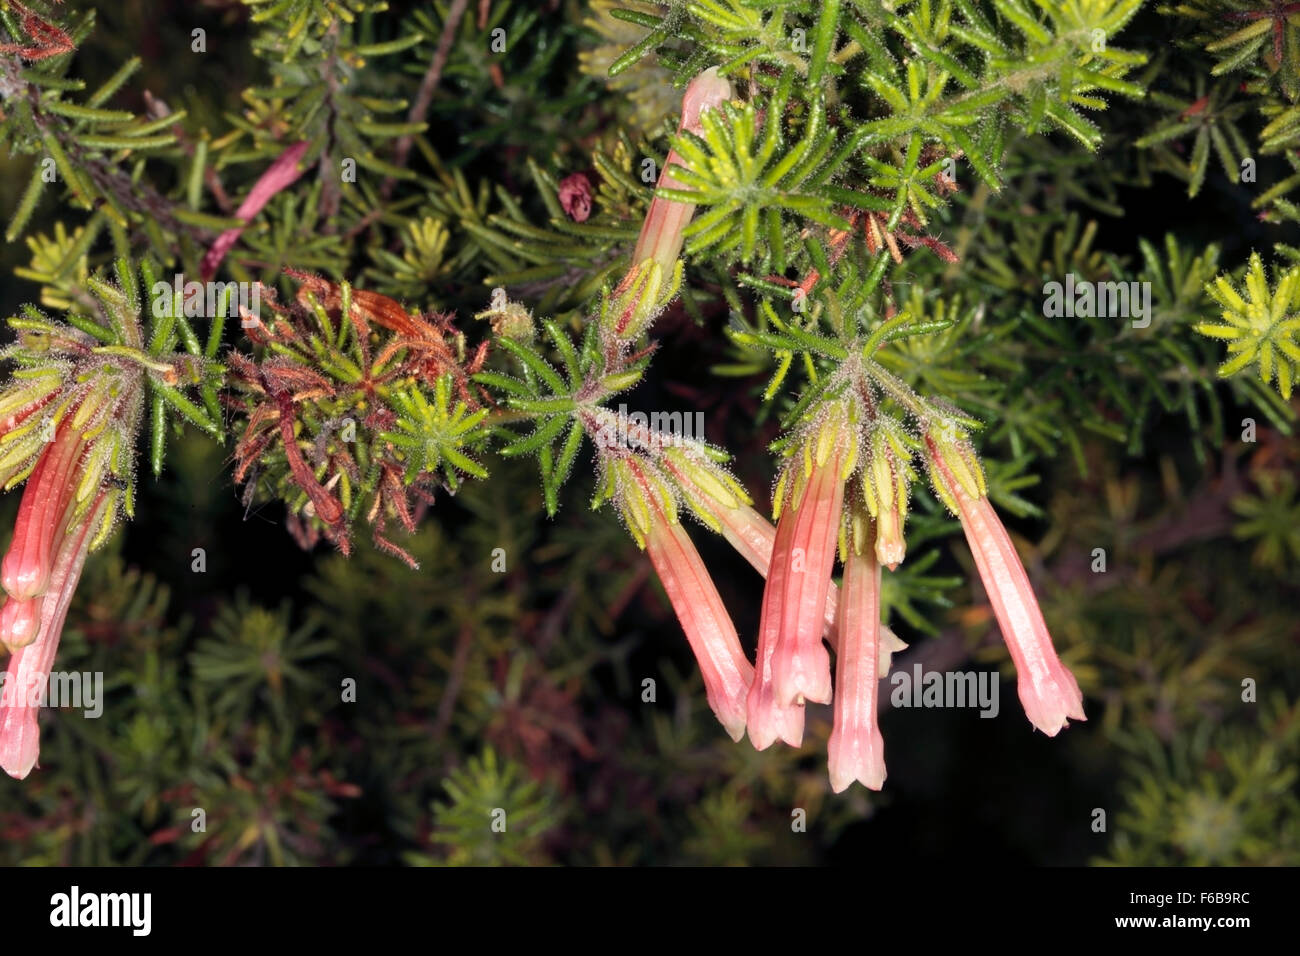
0,310,144,780
0,404,114,779
610,413,1085,793
0,137,301,780
605,69,1085,792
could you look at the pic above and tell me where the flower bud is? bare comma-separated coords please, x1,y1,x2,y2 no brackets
862,429,910,570
923,426,985,512
603,257,683,345
0,596,41,650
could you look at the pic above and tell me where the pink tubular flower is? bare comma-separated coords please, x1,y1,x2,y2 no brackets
630,67,732,276
200,140,310,281
661,433,904,754
747,422,852,746
0,400,119,777
765,443,844,710
828,518,886,792
1,417,88,603
615,458,754,741
927,437,1085,736
672,484,908,670
644,514,754,741
0,491,106,779
746,500,810,749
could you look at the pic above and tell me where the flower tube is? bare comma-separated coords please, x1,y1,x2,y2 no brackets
0,492,107,779
926,435,1085,736
828,511,886,792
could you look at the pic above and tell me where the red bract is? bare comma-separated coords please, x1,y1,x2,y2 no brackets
558,172,594,222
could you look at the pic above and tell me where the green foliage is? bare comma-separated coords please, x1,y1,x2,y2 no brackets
1200,251,1300,398
0,0,1297,868
1189,0,1300,96
190,597,335,731
1100,696,1300,865
382,374,491,487
665,92,851,268
1136,75,1252,198
413,748,564,866
1230,468,1300,569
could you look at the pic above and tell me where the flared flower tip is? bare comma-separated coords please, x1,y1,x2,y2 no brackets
745,667,806,750
828,726,886,793
0,692,40,780
0,648,43,779
879,626,908,678
712,692,750,744
771,644,832,709
1014,651,1086,737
